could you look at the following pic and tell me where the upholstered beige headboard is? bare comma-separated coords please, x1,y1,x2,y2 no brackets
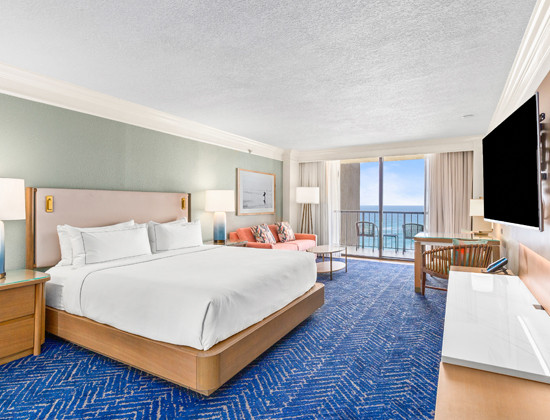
26,187,190,268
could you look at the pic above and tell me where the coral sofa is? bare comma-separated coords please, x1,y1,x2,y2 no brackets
229,225,316,251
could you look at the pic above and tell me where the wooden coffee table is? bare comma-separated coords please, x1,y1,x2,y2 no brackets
307,245,347,280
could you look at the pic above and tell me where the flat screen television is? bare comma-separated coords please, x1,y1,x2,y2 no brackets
482,93,543,231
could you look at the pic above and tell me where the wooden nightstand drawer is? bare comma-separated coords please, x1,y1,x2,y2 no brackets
0,270,50,364
0,286,35,323
0,317,34,357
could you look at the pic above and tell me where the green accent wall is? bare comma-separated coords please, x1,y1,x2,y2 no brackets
0,93,282,270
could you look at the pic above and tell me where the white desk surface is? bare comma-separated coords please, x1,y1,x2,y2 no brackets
442,271,550,384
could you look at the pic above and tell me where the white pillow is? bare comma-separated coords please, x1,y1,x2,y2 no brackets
151,220,202,253
68,221,137,266
76,224,151,265
147,218,189,253
57,220,134,266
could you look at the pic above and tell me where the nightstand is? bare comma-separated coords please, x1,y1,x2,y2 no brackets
205,240,248,247
0,270,50,365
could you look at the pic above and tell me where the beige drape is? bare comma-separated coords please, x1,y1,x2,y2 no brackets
299,161,341,245
425,151,473,235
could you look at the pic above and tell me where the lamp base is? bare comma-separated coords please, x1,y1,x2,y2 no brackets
0,221,4,279
300,203,314,234
213,212,227,244
473,231,493,238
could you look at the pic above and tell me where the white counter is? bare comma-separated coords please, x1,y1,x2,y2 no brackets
441,271,550,383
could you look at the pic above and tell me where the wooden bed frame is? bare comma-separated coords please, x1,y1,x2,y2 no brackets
26,187,324,395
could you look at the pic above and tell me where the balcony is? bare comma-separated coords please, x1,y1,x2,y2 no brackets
338,210,424,260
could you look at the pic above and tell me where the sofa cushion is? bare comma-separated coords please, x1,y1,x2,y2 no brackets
229,231,240,242
275,221,296,242
251,224,277,244
236,227,256,243
268,225,280,242
246,242,273,249
292,239,316,251
272,242,299,251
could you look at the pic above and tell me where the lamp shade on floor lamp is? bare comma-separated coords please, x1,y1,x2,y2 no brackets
205,190,235,244
0,178,25,278
296,187,319,235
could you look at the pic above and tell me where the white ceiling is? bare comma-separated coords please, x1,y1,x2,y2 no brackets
0,1,537,150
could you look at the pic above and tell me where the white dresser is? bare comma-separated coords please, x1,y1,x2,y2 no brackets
441,270,550,383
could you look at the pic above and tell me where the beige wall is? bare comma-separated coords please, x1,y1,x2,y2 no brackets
282,151,300,229
497,71,550,272
340,163,360,246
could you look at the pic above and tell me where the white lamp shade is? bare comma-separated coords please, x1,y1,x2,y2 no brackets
296,187,319,204
0,178,25,220
205,190,235,212
470,199,484,217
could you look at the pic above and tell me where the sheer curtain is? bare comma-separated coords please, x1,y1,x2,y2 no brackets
425,151,473,235
299,161,340,244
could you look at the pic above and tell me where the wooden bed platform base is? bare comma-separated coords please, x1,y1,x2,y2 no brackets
46,282,324,396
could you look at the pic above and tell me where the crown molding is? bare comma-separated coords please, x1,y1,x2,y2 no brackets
292,135,482,162
490,0,550,130
0,63,285,161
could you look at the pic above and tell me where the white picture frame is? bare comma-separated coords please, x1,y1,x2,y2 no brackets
237,168,276,215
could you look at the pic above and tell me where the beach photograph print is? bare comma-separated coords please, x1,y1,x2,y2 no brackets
237,169,275,215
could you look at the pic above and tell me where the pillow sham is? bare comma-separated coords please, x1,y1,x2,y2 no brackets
57,220,135,266
275,221,296,242
68,221,138,266
147,218,189,253
151,220,203,252
251,224,276,244
78,224,151,265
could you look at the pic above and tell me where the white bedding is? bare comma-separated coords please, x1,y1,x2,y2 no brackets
45,278,65,311
46,246,317,350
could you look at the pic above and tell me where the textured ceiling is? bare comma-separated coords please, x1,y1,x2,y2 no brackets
0,1,537,150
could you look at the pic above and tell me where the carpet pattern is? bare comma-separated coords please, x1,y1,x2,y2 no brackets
0,259,446,419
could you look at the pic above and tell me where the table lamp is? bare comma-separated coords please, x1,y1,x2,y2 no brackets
296,186,319,234
470,198,493,236
0,178,25,278
205,190,235,244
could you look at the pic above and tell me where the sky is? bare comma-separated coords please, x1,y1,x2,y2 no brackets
360,159,424,206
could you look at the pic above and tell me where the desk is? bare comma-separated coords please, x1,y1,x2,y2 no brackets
413,232,500,293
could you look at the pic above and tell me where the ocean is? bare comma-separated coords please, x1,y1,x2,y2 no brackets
344,205,425,251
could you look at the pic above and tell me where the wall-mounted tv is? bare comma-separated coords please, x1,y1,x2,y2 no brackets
482,93,543,231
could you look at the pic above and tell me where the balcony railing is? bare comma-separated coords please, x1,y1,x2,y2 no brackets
337,209,424,259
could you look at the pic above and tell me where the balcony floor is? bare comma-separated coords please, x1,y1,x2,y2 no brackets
342,246,415,260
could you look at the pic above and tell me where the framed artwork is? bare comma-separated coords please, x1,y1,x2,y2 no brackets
237,168,276,215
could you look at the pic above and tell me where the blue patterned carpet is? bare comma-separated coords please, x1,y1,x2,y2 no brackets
0,259,446,419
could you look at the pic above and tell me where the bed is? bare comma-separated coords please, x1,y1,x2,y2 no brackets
26,187,324,395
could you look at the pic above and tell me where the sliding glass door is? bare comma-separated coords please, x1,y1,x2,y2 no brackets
381,158,425,259
340,155,425,260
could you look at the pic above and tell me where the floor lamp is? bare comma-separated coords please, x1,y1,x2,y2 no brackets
296,187,319,234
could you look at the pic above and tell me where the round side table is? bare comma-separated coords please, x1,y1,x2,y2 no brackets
307,245,347,280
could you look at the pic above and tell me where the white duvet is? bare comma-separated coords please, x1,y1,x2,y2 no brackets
47,246,317,350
